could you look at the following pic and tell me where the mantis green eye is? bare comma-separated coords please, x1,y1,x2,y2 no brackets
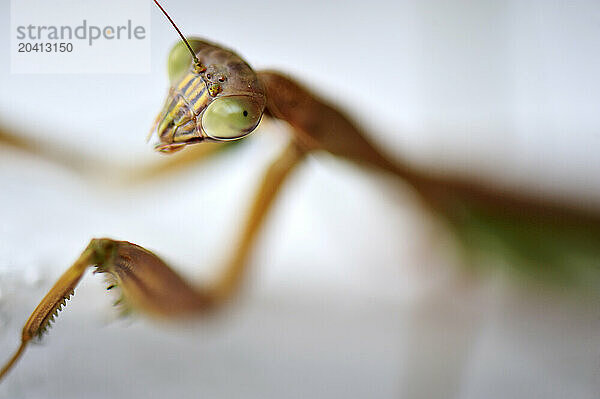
167,38,204,84
202,96,263,140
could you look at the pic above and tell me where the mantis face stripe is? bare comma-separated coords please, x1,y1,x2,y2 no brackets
152,39,267,153
155,73,209,148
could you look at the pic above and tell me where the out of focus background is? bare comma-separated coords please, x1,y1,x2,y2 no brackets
1,0,599,398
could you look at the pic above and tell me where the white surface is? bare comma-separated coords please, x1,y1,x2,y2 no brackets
0,0,599,398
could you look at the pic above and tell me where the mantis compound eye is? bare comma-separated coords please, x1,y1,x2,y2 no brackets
202,96,263,140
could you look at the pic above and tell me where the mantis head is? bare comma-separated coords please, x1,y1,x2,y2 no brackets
151,39,266,153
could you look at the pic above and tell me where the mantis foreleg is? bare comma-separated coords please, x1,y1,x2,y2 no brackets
0,238,213,381
0,141,305,380
214,142,306,300
0,124,237,185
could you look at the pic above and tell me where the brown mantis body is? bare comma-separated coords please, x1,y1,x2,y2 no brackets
1,0,599,389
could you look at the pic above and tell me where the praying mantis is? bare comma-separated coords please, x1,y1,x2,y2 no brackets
1,0,599,397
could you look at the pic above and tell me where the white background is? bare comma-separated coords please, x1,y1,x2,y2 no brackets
0,0,599,398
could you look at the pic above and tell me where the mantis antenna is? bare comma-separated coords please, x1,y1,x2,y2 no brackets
152,0,205,71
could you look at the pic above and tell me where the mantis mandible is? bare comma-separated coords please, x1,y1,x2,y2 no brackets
1,0,600,389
